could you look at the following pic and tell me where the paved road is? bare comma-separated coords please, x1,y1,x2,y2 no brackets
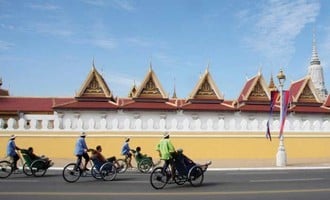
0,169,330,200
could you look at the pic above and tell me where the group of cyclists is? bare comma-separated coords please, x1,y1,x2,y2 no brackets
5,131,211,178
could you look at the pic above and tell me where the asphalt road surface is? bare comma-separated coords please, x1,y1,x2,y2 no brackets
0,169,330,200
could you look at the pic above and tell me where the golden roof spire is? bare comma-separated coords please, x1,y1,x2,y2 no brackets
268,73,277,91
172,77,177,99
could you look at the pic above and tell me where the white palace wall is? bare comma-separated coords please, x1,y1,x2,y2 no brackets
0,110,329,133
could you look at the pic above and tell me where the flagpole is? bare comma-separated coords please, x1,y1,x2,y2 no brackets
276,69,287,167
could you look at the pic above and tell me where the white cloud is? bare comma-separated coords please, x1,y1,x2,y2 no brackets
28,3,60,11
82,0,135,11
241,0,320,64
90,38,116,49
0,40,14,50
81,0,107,6
112,0,135,11
104,71,140,96
322,26,330,70
32,23,73,37
126,37,151,47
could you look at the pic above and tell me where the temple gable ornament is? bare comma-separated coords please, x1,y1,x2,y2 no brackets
134,67,168,99
84,77,104,94
298,85,317,103
196,80,216,96
141,79,161,95
249,82,268,101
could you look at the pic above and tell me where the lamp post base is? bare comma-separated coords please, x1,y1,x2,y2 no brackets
276,137,287,167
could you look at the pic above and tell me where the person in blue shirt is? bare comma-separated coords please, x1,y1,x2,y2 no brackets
6,135,21,170
121,137,133,168
74,132,90,171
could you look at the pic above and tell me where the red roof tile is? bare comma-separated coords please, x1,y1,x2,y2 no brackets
0,97,70,112
237,76,257,102
119,98,177,110
53,100,118,110
290,105,330,113
323,95,330,107
180,102,236,111
289,78,306,102
238,104,280,112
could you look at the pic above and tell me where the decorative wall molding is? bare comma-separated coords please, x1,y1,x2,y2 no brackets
0,111,329,132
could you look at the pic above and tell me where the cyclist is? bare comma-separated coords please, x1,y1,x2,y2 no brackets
121,137,133,168
6,134,21,170
156,132,175,178
74,132,90,171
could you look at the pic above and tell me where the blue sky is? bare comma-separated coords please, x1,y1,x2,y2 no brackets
0,0,329,100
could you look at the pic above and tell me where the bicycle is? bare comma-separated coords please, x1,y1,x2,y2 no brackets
149,157,209,189
0,151,25,178
62,157,117,183
20,149,52,177
120,148,161,173
0,158,16,178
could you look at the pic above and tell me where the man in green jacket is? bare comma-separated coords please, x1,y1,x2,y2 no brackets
156,132,175,177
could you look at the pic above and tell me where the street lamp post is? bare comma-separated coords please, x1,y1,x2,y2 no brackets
276,69,287,167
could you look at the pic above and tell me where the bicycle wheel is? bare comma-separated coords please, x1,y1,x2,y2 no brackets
188,166,204,187
100,162,117,181
138,158,152,173
62,163,81,183
116,159,127,173
0,160,13,178
150,167,169,189
22,162,33,176
31,160,47,177
91,165,102,180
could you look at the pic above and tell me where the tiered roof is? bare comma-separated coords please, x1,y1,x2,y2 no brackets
53,64,118,111
236,72,273,112
0,65,329,116
181,68,235,111
120,65,177,111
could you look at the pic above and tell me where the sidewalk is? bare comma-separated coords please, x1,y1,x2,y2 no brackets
50,157,330,170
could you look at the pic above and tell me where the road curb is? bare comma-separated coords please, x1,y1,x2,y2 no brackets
50,166,330,171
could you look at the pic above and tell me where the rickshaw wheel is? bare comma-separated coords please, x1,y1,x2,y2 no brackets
100,162,117,181
138,158,152,173
188,166,204,187
23,162,33,176
116,159,128,173
31,160,47,177
91,165,102,180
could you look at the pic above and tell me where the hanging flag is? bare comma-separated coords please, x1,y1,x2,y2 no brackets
266,90,279,141
266,120,271,141
279,90,290,136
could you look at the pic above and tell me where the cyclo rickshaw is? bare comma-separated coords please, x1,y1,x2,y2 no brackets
0,149,52,178
62,156,119,183
149,151,210,189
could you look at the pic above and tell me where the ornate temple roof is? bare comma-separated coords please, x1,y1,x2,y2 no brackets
0,65,329,115
75,64,114,101
236,72,271,112
289,76,322,104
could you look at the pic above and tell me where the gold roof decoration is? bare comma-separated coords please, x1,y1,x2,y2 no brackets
292,76,322,104
76,64,113,100
133,65,168,99
268,73,277,91
128,81,137,98
239,72,270,102
188,68,224,101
